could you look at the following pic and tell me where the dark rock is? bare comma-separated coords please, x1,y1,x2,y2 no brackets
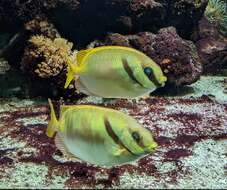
196,37,227,73
51,0,208,45
89,27,202,86
196,17,221,39
100,33,131,47
0,0,58,31
195,17,227,73
0,0,208,47
164,0,208,38
147,27,202,85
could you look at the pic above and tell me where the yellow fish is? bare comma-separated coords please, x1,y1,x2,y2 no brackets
64,46,167,98
46,99,157,167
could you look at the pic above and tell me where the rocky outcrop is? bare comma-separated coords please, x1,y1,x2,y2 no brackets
89,27,202,86
0,0,208,45
195,17,227,73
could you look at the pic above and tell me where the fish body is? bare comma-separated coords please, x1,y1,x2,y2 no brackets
65,46,167,98
46,99,157,167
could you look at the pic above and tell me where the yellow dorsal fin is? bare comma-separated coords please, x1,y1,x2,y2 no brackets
60,106,72,117
46,99,59,138
76,49,92,65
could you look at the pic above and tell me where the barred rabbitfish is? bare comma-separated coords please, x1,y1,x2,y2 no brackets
46,99,157,167
64,46,167,98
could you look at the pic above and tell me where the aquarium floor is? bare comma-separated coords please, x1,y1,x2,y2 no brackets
0,76,227,189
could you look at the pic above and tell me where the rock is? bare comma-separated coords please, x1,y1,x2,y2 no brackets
99,33,131,47
147,27,202,85
0,0,208,46
196,37,227,73
195,17,227,73
89,27,202,86
51,0,208,45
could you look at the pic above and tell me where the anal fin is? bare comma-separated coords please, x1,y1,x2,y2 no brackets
55,134,81,162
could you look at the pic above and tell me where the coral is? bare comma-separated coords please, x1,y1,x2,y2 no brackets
20,35,73,79
24,17,60,40
19,35,85,99
205,0,227,36
1,17,60,68
89,27,202,86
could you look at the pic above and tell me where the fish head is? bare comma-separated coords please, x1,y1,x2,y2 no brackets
141,59,167,88
121,120,158,156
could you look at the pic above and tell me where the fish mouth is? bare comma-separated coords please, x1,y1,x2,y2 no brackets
145,142,158,153
160,76,167,86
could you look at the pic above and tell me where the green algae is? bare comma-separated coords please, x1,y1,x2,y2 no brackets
205,0,227,36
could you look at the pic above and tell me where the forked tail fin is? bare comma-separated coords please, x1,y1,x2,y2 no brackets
64,60,75,89
46,98,59,138
64,55,86,89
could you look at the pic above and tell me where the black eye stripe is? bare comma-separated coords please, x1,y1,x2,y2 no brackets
122,58,145,87
104,117,136,155
132,131,140,142
131,131,145,149
144,67,152,76
144,67,161,87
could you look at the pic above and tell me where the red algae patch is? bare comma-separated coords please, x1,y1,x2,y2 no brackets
0,95,226,188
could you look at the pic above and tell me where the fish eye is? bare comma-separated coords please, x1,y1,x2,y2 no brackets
132,131,140,142
144,67,153,79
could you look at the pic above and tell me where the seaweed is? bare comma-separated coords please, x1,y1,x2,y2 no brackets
205,0,227,36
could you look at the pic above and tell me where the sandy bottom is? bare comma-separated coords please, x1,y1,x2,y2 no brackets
0,76,226,189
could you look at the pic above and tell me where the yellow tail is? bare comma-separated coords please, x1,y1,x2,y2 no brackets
64,58,84,89
64,64,75,89
46,98,59,138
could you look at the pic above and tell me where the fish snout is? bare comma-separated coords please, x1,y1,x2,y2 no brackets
146,141,158,153
159,76,167,86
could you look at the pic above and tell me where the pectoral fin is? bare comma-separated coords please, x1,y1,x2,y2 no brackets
105,140,128,157
54,134,81,162
112,148,128,156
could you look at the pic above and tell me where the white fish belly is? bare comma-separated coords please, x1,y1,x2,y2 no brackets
80,76,151,98
62,135,139,166
63,136,115,166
